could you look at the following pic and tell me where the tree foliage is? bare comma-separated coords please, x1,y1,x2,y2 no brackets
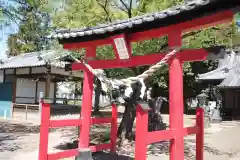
52,0,240,100
4,0,54,56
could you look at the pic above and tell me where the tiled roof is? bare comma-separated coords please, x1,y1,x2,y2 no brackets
198,50,240,88
197,66,229,80
218,68,240,88
48,0,240,43
198,51,239,81
218,52,240,88
0,50,70,69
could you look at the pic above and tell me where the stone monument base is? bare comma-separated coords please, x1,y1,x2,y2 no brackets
211,118,222,123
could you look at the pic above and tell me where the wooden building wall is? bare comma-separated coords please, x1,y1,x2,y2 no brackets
16,78,55,104
221,89,240,120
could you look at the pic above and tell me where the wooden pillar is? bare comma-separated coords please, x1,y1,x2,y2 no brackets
35,80,38,104
45,65,51,99
53,82,57,104
81,80,84,95
3,69,5,82
12,75,17,103
168,31,184,160
11,75,17,119
78,47,95,148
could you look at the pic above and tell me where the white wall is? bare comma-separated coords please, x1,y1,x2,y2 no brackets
16,78,55,104
5,69,14,74
16,68,30,75
51,67,82,78
16,78,36,103
31,67,47,74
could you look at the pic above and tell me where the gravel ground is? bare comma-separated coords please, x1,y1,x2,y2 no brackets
1,107,240,160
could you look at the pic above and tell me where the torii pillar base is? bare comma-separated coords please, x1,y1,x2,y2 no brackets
75,148,93,160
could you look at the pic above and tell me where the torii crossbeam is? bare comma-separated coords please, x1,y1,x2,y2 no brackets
39,0,240,160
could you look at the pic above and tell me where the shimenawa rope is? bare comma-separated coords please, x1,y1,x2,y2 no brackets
71,48,179,92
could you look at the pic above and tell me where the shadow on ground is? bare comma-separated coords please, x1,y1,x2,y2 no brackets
93,152,133,160
184,139,235,159
53,137,236,160
0,121,40,133
0,120,41,152
0,134,22,152
147,139,236,159
53,140,133,160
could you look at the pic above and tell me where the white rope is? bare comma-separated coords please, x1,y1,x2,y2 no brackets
71,48,179,92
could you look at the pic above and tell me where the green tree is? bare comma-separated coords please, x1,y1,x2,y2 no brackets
5,0,55,56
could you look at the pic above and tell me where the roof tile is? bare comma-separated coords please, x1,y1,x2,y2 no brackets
0,50,69,69
48,0,217,40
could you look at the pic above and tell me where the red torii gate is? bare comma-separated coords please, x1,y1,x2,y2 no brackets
39,1,240,160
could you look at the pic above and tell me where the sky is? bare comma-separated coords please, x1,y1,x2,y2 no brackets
0,0,18,59
0,0,63,59
0,22,18,59
0,39,7,59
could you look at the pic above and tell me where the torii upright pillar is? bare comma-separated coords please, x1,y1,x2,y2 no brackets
78,47,95,149
168,31,184,160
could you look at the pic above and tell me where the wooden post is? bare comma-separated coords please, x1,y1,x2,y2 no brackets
196,107,204,160
74,83,78,105
12,75,17,103
53,82,57,104
135,104,148,160
168,31,184,160
45,73,51,99
35,81,38,104
110,104,118,152
45,64,51,99
38,99,50,160
11,103,14,119
25,105,28,120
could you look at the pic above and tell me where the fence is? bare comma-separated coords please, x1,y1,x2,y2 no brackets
38,97,204,160
38,99,118,160
12,103,40,120
135,104,204,160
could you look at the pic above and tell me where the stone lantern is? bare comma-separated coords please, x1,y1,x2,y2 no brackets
196,93,208,106
197,92,211,128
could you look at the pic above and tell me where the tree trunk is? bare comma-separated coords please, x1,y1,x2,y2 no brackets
117,101,136,141
117,96,166,141
117,83,139,141
94,78,101,113
147,97,166,131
